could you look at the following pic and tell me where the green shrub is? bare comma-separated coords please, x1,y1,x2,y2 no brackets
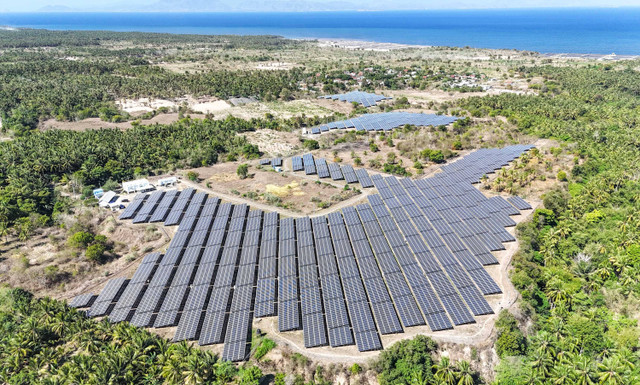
85,243,106,263
186,171,199,181
556,170,567,181
237,164,249,179
373,335,437,385
253,337,276,360
302,139,319,150
67,231,94,249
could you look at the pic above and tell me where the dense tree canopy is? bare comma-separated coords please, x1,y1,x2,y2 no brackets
0,287,245,384
460,63,640,384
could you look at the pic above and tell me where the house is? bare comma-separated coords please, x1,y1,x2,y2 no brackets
158,176,178,187
122,179,153,194
98,191,118,208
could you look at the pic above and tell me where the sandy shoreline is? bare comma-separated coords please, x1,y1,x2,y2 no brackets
301,37,639,60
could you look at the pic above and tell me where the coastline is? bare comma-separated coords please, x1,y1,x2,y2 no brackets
308,37,639,60
1,23,638,59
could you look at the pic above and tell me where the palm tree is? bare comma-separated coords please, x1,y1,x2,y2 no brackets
572,356,596,385
433,357,456,385
455,360,474,385
552,364,573,384
530,349,553,378
597,357,625,385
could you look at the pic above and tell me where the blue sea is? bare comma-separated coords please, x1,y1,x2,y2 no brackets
1,9,640,55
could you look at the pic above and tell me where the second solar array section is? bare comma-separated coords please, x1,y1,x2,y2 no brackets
132,190,165,224
341,165,359,184
292,156,304,172
400,179,501,296
254,212,279,317
119,193,147,220
327,212,382,352
303,153,316,175
108,252,164,323
222,210,263,361
355,169,374,188
367,195,453,331
149,190,179,223
296,217,328,348
342,207,403,335
355,204,425,328
154,198,218,328
394,179,495,313
173,203,234,342
129,202,202,327
278,217,301,332
164,188,196,226
315,158,330,179
87,277,129,318
199,204,249,346
311,216,354,348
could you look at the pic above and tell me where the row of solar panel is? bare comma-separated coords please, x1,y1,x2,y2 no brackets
320,91,391,107
294,153,374,188
310,112,458,134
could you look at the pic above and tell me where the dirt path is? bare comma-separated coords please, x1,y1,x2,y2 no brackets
181,175,375,219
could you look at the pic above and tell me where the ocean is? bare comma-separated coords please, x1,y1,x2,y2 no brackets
1,9,640,55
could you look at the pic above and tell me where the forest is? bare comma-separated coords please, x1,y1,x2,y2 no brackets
0,287,480,385
460,64,640,383
0,117,262,231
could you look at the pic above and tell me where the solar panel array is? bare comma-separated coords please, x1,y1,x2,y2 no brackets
320,91,392,108
296,153,374,188
73,144,534,361
311,112,458,135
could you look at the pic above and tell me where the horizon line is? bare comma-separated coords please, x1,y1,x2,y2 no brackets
6,6,640,13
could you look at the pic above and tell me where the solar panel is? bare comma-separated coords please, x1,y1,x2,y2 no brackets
292,156,304,171
328,162,344,180
132,190,165,224
309,112,458,135
119,193,147,220
303,153,317,175
315,158,330,179
341,165,359,184
507,195,532,210
355,169,374,188
147,190,179,223
68,293,97,308
164,188,196,226
87,277,129,318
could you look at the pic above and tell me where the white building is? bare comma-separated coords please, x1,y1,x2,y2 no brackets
98,191,117,207
122,179,153,194
158,176,178,187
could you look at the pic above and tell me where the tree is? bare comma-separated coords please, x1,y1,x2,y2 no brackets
237,164,249,179
557,170,567,181
85,243,106,263
374,335,437,385
456,361,474,385
433,357,456,385
68,231,95,249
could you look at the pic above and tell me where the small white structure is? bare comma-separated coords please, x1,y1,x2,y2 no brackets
122,179,153,194
98,191,119,209
93,188,105,199
158,176,178,187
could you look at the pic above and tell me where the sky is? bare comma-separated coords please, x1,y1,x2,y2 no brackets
4,0,640,12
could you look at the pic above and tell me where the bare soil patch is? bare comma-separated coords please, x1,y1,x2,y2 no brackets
184,162,362,215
